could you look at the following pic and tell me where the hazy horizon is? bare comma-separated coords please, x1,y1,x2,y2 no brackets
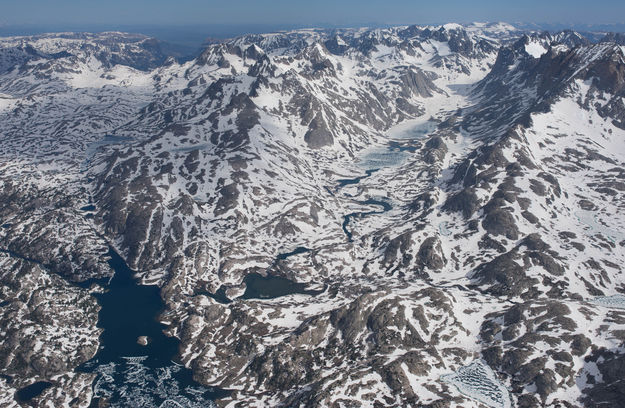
3,0,625,50
2,20,625,51
3,0,625,28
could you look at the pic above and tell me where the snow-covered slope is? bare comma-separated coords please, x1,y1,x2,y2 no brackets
1,24,625,408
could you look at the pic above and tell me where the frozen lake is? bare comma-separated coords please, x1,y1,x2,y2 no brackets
576,210,624,243
591,294,625,309
78,249,228,407
358,120,437,169
441,360,511,408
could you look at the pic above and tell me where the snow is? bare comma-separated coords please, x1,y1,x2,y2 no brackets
525,41,548,58
3,24,625,408
438,221,452,236
387,119,437,140
442,23,464,31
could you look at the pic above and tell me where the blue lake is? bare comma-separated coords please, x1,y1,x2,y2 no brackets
78,248,228,407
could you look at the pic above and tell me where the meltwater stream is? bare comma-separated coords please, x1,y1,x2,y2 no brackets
342,198,393,242
337,122,436,240
79,248,228,408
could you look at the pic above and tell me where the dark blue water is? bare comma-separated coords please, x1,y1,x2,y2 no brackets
342,198,393,242
15,381,52,402
203,247,322,302
78,248,228,408
275,246,310,260
337,168,379,188
239,273,324,300
202,285,232,304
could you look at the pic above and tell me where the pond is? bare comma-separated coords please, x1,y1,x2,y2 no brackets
239,273,324,300
342,198,393,242
15,381,53,402
576,210,623,243
204,247,322,302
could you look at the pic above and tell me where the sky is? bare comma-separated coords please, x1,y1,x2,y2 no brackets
3,0,625,27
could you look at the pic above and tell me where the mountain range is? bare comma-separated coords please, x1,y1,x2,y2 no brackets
1,22,625,407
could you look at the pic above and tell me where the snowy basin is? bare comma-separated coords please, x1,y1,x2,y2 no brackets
591,294,625,309
359,148,408,169
576,210,623,242
358,119,438,169
441,360,511,408
388,119,438,140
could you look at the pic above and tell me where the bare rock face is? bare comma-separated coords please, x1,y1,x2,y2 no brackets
480,299,625,406
472,250,536,297
399,68,441,98
186,288,472,406
417,237,446,272
442,188,480,219
304,113,334,149
0,256,100,406
482,208,519,240
582,346,625,407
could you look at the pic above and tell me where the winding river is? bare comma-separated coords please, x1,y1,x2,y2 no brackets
338,120,437,241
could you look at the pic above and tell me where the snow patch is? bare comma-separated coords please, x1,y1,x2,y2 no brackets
525,42,547,59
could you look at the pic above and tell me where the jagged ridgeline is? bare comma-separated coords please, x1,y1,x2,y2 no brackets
1,23,625,407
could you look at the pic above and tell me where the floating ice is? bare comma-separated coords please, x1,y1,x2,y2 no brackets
160,400,184,408
358,120,437,168
388,120,438,140
441,360,511,408
591,294,625,309
88,356,218,408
